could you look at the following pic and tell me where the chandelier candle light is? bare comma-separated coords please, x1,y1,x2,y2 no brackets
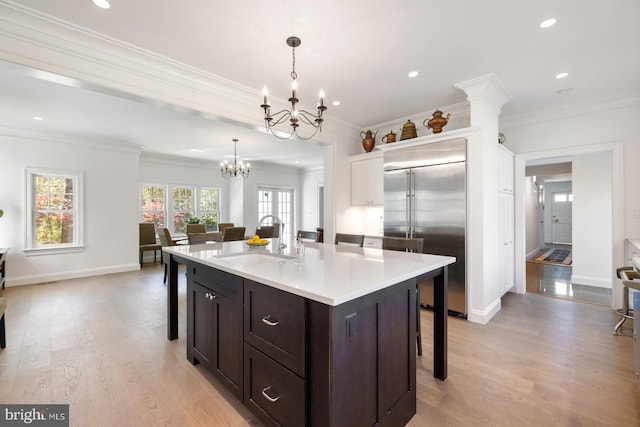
261,36,327,140
220,139,250,179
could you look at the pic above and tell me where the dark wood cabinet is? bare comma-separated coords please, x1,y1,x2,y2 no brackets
186,261,417,426
187,264,243,401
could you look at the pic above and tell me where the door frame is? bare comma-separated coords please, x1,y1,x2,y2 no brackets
514,141,624,309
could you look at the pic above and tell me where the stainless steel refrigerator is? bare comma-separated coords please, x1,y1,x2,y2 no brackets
383,138,467,316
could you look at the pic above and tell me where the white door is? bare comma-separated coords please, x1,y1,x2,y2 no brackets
258,187,293,243
552,192,572,244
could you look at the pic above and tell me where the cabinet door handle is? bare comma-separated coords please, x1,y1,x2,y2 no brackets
261,315,279,326
261,386,280,403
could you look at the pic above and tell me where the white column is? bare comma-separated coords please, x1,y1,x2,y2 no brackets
454,74,512,324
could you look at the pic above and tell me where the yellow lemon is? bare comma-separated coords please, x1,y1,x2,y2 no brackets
252,235,260,241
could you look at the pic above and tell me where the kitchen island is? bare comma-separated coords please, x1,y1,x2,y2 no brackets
164,241,454,426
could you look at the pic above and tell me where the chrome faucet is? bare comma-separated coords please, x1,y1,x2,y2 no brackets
258,214,286,253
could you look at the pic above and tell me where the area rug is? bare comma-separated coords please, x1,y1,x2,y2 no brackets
532,247,572,266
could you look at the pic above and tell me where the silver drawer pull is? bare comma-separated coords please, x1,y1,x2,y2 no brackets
261,315,279,326
261,386,280,403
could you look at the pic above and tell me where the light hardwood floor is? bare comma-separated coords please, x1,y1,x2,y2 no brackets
1,264,639,426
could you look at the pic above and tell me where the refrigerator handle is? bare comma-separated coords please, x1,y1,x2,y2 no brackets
411,170,417,238
406,170,411,239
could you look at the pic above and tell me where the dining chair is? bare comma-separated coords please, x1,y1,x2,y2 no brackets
297,230,318,242
222,227,246,242
188,232,221,245
382,236,424,253
157,228,177,284
382,236,425,356
218,223,234,233
139,223,161,266
186,223,206,234
334,233,365,247
254,226,275,238
0,296,6,349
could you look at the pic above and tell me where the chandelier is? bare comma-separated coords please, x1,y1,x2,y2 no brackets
220,139,250,179
261,36,327,140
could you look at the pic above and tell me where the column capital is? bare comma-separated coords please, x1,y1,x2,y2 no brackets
454,73,512,113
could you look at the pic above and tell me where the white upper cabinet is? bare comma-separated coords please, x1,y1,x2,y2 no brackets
351,155,384,206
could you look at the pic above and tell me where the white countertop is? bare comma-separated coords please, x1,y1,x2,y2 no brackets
164,240,455,306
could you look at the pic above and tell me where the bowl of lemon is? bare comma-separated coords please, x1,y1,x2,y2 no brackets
246,235,270,246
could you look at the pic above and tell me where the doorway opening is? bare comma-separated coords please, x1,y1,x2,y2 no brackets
522,158,612,306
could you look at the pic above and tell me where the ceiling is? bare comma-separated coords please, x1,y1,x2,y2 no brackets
1,0,639,168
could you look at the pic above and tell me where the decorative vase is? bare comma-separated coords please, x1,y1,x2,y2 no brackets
382,130,396,143
400,120,417,140
424,110,451,134
360,130,377,152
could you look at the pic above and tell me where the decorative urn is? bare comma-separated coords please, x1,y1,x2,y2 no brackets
360,130,378,152
424,110,451,134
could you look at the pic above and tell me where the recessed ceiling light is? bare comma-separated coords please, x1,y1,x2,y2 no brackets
189,149,203,152
332,101,341,106
408,71,419,78
33,116,43,121
555,72,569,79
540,18,556,29
92,0,110,9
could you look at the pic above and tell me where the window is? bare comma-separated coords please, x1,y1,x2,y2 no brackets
258,187,293,242
171,186,194,234
140,184,221,234
199,188,220,231
26,168,83,253
140,185,165,228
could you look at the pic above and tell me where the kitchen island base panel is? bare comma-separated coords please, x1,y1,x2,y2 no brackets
308,278,417,427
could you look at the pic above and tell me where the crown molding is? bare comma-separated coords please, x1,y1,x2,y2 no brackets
0,124,143,154
500,93,640,130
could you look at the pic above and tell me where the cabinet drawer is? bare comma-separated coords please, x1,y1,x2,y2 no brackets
189,263,243,303
244,280,306,377
244,344,305,427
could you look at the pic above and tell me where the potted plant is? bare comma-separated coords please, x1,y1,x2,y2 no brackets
185,216,201,225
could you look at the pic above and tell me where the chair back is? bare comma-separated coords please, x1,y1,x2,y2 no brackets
186,224,206,234
188,232,221,245
334,233,365,247
157,228,176,247
382,236,424,253
255,226,275,238
139,223,157,245
222,227,246,242
218,223,234,233
297,230,318,242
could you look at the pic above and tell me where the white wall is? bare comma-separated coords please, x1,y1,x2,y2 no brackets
572,152,612,288
0,128,140,286
300,168,323,232
524,176,541,257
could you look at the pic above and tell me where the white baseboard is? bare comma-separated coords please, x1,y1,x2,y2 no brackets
527,247,542,260
467,297,502,325
571,274,612,289
6,264,141,287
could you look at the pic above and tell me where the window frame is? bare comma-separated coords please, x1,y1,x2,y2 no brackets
25,167,84,255
139,184,222,235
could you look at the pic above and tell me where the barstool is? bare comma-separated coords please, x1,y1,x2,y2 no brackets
613,266,640,335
